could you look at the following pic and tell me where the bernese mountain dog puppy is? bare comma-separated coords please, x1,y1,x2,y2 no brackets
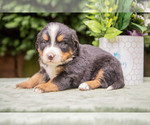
16,22,124,93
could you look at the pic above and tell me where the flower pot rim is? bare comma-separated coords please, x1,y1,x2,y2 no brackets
100,35,144,39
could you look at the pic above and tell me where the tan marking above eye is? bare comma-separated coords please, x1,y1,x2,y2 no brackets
38,48,43,57
57,35,64,42
43,34,48,41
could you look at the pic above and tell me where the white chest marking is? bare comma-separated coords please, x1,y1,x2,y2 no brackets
40,63,57,79
45,65,58,79
40,62,63,79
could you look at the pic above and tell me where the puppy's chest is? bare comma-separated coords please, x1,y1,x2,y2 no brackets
41,64,64,79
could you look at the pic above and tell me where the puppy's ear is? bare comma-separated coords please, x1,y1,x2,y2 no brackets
71,29,79,55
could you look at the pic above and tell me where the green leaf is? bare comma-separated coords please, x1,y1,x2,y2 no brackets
25,49,36,60
0,45,6,56
145,43,150,48
2,14,16,21
86,4,95,9
0,46,6,52
92,40,99,47
144,35,150,44
116,13,132,30
30,18,39,29
131,22,147,33
84,20,102,33
22,17,30,26
2,37,9,45
86,15,96,20
76,25,86,32
19,44,27,50
14,17,22,23
5,21,19,28
104,27,122,39
51,13,57,18
13,40,20,47
0,51,5,56
118,0,133,12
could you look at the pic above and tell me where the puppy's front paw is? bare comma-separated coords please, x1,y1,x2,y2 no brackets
78,83,91,91
16,82,32,89
33,87,44,93
33,84,45,93
33,83,59,93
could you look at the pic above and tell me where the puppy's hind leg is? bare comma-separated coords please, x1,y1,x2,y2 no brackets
78,70,103,91
107,80,125,90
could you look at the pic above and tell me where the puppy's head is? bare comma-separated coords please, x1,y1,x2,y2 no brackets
36,22,79,66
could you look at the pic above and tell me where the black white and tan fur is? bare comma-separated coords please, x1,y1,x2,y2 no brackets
16,22,125,93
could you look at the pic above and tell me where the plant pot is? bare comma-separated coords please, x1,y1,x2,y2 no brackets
99,36,144,85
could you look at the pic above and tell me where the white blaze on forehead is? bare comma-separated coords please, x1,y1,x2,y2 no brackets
48,24,59,47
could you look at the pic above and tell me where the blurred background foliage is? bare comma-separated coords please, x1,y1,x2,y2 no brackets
0,13,93,60
0,0,86,12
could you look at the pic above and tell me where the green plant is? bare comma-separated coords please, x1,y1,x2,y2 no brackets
84,0,148,46
83,0,133,46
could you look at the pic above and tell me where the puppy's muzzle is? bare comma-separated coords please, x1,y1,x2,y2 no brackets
47,54,56,61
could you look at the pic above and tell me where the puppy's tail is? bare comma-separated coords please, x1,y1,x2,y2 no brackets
107,81,125,90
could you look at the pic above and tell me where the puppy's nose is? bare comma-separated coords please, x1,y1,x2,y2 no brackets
47,54,55,60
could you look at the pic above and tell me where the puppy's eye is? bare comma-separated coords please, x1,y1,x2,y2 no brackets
60,41,68,48
41,42,45,44
40,41,47,46
62,39,68,44
62,41,67,44
57,39,66,44
41,39,47,43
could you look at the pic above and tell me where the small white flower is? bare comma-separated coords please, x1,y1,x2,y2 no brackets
136,15,144,21
143,1,150,12
95,15,98,18
144,14,150,27
95,3,99,8
136,3,144,11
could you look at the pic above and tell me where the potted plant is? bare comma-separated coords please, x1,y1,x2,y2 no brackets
84,0,149,85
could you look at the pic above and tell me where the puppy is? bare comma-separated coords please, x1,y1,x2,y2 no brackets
16,22,124,93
